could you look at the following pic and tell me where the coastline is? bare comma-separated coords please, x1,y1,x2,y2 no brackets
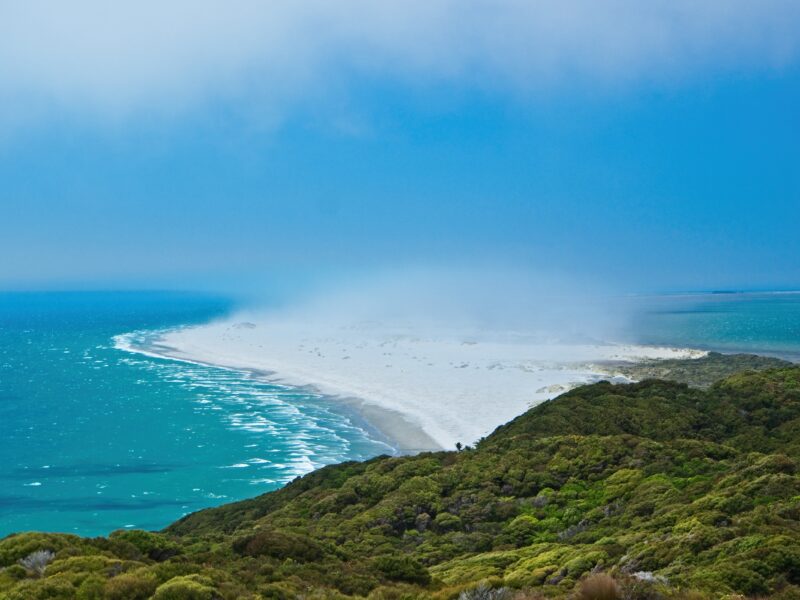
118,338,443,454
117,315,706,452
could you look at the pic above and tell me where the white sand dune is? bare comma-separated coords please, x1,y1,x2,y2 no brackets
129,314,704,452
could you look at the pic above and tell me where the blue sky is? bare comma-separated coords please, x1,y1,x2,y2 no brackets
1,2,799,294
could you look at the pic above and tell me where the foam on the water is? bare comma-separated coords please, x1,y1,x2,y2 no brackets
114,329,394,484
0,292,394,537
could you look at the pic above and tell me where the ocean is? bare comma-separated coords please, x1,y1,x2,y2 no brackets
1,290,798,537
0,292,390,537
622,291,800,361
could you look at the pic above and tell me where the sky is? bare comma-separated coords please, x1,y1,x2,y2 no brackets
1,1,799,294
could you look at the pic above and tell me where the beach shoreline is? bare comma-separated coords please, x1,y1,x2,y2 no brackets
119,338,443,454
116,314,706,452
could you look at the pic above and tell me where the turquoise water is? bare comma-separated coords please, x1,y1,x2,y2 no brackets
0,292,390,537
622,292,800,360
1,290,798,538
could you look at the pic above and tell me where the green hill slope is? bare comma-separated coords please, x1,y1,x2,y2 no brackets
2,367,800,599
598,351,791,389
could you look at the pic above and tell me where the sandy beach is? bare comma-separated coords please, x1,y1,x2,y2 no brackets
119,314,705,452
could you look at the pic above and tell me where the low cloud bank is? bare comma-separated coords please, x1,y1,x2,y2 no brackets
2,1,799,119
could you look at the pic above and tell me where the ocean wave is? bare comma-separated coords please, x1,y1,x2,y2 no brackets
112,326,394,492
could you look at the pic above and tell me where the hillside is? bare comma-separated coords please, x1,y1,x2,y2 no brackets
2,365,800,599
598,352,791,389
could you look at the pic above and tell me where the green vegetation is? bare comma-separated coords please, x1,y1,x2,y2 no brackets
2,363,800,599
601,352,791,389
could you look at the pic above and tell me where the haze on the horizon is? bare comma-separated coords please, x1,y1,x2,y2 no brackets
249,265,630,342
1,1,799,294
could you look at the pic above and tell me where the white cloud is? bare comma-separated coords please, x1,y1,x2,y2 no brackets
1,0,799,120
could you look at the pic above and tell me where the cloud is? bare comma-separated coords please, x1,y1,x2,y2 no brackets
1,0,799,120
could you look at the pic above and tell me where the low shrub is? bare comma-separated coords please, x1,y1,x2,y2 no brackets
109,530,181,561
576,574,621,600
152,575,218,600
104,570,159,600
232,529,324,562
373,555,431,585
18,549,56,577
76,574,106,600
2,575,76,600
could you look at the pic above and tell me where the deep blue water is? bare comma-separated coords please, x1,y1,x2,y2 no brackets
0,290,798,538
0,292,390,537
